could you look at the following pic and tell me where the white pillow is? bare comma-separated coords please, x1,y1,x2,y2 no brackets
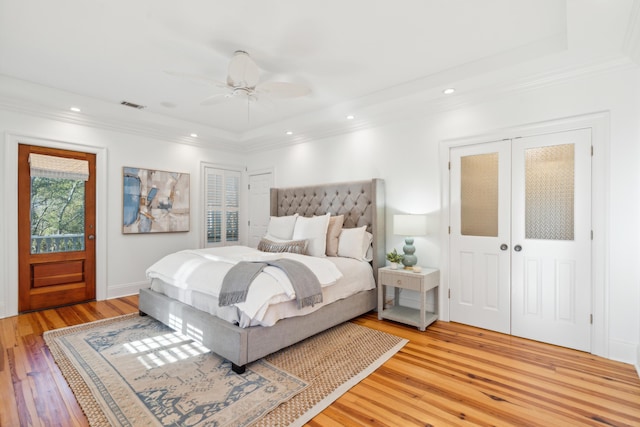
292,213,331,257
266,214,298,240
338,226,369,260
363,231,374,262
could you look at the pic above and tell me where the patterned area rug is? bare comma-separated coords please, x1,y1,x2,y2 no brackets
45,314,407,427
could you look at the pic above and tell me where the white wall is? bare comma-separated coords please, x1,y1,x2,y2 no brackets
246,65,640,365
0,109,245,317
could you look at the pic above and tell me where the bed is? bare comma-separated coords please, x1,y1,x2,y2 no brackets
138,178,385,373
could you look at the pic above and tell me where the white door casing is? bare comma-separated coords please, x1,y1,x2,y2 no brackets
248,171,273,248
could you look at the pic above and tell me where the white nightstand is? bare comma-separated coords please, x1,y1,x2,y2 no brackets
377,266,439,331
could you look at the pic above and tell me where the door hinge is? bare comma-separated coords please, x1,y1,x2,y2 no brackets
448,226,451,234
248,220,250,226
448,289,451,299
248,184,251,190
448,161,451,170
591,146,594,156
591,230,593,240
590,314,593,324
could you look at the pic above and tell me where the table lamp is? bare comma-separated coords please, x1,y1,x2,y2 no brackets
393,214,427,269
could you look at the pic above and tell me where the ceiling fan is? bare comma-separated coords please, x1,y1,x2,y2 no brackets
169,50,311,107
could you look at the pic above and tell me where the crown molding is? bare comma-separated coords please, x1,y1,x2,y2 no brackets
0,90,245,154
0,53,636,155
241,54,637,153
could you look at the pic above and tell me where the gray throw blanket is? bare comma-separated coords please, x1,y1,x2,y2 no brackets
218,258,323,309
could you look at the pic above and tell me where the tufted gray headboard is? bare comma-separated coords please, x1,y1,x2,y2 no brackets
270,179,385,283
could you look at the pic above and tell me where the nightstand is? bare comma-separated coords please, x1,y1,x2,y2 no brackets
377,266,439,331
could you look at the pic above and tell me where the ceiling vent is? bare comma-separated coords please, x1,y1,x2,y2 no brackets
120,100,146,110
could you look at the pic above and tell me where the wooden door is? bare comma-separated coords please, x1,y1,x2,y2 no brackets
18,144,96,312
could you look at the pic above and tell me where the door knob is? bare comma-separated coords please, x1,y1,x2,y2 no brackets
514,244,522,252
500,244,508,251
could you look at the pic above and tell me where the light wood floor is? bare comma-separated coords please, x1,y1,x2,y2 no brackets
1,296,639,426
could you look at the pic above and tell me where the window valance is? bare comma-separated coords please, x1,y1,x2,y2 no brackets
29,153,89,181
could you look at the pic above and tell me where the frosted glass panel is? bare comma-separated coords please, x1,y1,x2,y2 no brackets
525,143,574,240
461,153,498,237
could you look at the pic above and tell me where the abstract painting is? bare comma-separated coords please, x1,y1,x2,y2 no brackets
122,167,190,233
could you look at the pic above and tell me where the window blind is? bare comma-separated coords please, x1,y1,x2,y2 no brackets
29,153,89,181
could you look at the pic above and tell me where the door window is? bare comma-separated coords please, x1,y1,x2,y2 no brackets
524,143,575,240
461,152,499,237
29,154,89,254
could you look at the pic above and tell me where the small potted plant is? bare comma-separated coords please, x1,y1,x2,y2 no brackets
386,249,404,270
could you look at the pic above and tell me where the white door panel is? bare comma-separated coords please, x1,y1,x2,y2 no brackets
511,129,592,351
449,141,511,334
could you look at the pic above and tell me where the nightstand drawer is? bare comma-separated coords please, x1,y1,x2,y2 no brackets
379,271,422,291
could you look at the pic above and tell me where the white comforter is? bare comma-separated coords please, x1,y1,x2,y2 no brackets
145,246,343,323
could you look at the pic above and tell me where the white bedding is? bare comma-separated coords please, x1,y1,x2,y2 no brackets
146,246,375,327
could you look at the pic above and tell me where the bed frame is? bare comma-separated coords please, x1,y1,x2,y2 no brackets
139,178,385,373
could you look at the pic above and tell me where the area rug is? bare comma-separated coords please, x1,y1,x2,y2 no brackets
45,314,407,427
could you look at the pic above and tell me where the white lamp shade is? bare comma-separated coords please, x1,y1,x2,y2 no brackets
393,214,427,236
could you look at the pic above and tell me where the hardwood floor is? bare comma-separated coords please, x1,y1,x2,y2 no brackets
1,296,639,426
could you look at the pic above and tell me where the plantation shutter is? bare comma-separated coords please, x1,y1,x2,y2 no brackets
204,166,240,246
29,153,89,181
225,173,239,242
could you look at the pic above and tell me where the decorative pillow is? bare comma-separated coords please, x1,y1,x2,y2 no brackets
266,213,298,240
325,215,344,256
338,225,369,260
292,213,331,257
257,237,308,254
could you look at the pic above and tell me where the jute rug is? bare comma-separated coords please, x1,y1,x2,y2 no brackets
45,314,407,427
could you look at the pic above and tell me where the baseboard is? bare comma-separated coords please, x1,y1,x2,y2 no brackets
106,280,150,300
608,338,637,365
636,343,640,379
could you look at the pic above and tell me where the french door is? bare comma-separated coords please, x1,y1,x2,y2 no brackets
449,128,592,351
18,144,96,311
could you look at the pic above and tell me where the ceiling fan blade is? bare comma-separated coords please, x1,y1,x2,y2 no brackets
164,70,225,87
200,93,230,106
256,81,311,99
227,50,260,88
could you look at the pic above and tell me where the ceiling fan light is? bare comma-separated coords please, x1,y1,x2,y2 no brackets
228,50,259,88
443,88,456,95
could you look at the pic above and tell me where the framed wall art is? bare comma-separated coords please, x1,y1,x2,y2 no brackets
122,167,190,234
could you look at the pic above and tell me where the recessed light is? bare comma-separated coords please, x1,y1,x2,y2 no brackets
443,88,456,95
286,131,293,135
190,133,198,138
70,107,81,112
346,114,355,120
